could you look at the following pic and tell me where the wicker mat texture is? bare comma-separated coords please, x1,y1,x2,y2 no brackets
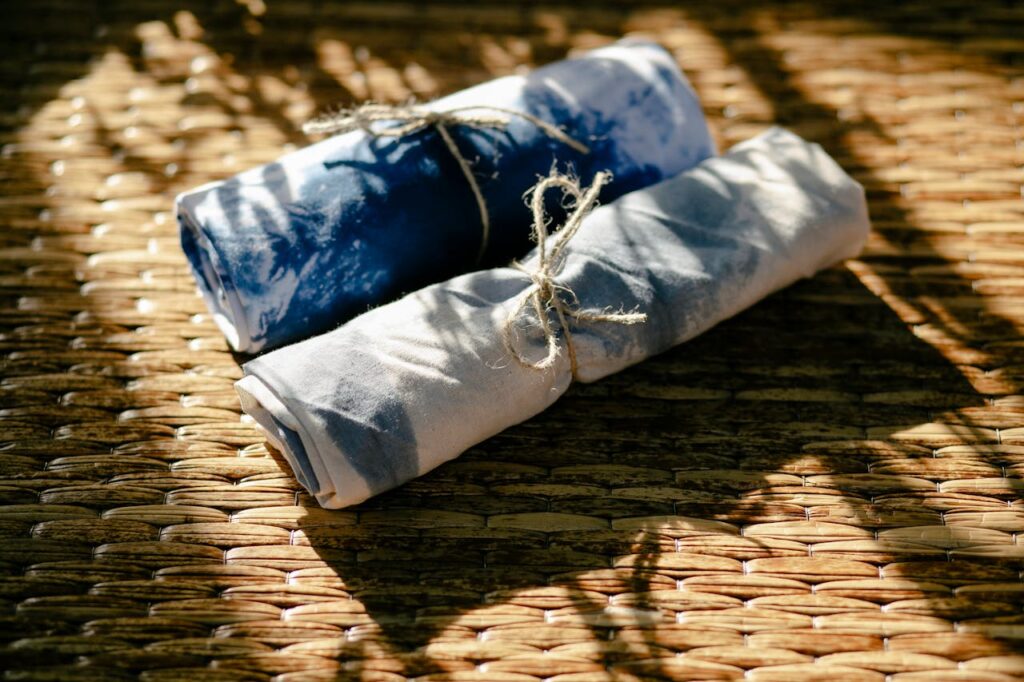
2,0,1024,680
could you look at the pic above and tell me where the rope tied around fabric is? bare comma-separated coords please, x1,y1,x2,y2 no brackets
502,170,647,379
304,103,591,262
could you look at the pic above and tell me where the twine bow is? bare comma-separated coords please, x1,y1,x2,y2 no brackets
502,170,647,378
304,103,591,262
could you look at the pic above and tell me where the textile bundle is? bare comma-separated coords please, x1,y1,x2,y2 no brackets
176,39,715,353
236,128,870,509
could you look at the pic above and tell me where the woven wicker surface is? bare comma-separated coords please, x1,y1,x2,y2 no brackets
2,0,1024,679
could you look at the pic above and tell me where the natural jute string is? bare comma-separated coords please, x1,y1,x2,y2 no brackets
304,103,591,262
503,170,647,378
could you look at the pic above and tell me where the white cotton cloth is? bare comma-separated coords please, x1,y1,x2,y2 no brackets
236,128,870,509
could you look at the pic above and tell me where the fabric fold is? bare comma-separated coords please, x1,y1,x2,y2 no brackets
177,39,715,353
237,127,871,509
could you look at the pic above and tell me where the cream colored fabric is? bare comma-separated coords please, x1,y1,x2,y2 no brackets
237,128,870,509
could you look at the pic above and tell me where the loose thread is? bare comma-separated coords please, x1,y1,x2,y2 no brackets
304,102,590,263
502,170,647,379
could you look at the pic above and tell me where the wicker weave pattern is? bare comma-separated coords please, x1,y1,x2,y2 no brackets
1,1,1024,680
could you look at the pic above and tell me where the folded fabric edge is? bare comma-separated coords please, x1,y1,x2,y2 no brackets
176,196,252,352
236,374,371,508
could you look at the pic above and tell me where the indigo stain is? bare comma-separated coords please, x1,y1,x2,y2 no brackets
309,332,420,495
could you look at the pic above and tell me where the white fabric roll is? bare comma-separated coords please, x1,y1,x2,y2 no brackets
237,128,870,509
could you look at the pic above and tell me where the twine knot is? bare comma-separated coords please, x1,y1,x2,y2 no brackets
502,170,647,378
304,103,590,262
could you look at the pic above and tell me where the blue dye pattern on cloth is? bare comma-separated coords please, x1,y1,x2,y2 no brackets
176,39,716,353
236,128,872,509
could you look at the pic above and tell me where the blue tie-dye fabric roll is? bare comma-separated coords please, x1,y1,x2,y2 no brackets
176,39,715,353
236,128,871,509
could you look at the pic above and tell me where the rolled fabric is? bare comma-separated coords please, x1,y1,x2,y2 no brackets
176,38,715,353
236,128,871,509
